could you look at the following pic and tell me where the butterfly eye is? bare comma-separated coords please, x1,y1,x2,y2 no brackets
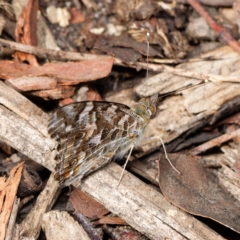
147,109,151,115
150,105,156,115
146,105,156,116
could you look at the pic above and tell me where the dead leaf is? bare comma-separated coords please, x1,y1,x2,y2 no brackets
108,34,162,57
95,39,141,64
69,188,109,219
159,153,240,233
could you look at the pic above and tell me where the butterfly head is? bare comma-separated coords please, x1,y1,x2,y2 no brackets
133,93,158,121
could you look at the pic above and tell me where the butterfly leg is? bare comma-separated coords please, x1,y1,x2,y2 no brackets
117,145,134,187
158,137,181,174
142,136,180,174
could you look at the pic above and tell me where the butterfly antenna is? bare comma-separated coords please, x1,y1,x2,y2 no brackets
145,32,150,92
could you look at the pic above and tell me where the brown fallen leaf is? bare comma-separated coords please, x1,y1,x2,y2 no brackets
159,153,240,233
95,40,141,64
69,188,109,219
108,34,162,57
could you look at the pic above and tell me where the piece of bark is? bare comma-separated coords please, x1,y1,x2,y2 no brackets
128,158,159,186
95,216,127,225
72,212,102,240
0,105,55,172
0,81,226,239
5,198,20,240
0,38,115,62
0,81,56,171
6,76,57,91
41,211,90,240
13,174,61,239
29,86,75,100
14,0,39,65
17,165,43,198
36,13,60,51
0,59,114,86
0,162,24,240
0,81,49,136
192,128,240,155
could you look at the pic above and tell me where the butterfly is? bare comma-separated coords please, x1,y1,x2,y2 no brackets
48,94,158,186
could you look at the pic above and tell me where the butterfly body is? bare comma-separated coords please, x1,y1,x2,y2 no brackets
48,94,158,186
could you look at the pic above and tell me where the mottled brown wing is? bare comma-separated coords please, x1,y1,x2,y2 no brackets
48,101,144,186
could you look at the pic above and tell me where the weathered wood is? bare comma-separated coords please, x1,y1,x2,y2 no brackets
5,198,20,240
133,44,240,144
41,211,90,240
0,81,49,136
0,105,55,172
0,163,23,240
13,174,61,239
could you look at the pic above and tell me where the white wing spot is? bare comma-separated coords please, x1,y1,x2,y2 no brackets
65,125,72,132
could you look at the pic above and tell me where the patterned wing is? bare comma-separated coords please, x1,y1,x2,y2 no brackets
48,101,144,186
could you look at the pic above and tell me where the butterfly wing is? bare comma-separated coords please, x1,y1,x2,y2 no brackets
48,101,144,186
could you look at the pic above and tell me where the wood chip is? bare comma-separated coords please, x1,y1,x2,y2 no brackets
42,211,90,240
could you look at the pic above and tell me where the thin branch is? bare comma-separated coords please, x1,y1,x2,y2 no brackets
187,0,240,54
0,38,118,63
